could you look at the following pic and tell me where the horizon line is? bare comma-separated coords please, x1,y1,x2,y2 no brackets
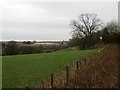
0,39,69,42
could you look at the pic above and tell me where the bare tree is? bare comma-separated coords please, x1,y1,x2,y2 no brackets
70,13,103,38
105,21,120,34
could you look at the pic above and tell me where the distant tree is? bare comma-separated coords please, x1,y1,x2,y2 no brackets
101,21,120,44
23,41,32,44
69,13,103,49
105,21,120,34
2,43,6,55
32,40,37,44
5,41,18,55
70,13,103,38
68,38,81,47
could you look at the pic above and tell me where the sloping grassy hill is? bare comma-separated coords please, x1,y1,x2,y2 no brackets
2,48,100,88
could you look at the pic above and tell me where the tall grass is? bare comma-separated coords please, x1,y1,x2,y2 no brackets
38,44,119,88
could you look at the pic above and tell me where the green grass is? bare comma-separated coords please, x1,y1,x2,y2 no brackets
2,48,100,88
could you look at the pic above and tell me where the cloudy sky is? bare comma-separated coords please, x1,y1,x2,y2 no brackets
1,0,119,41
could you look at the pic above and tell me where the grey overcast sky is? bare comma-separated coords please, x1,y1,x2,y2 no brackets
1,0,118,41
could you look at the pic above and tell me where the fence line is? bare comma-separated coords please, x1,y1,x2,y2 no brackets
25,57,92,89
25,51,102,89
51,74,53,88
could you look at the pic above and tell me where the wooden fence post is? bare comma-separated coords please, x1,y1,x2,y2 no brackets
77,61,79,70
66,66,69,83
51,74,53,88
79,61,81,67
26,85,28,90
41,80,44,89
84,58,86,64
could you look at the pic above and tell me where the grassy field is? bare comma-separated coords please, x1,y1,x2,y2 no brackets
2,48,100,88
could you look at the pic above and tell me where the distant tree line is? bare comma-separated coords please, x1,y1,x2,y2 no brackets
2,13,120,55
2,41,68,56
68,13,120,49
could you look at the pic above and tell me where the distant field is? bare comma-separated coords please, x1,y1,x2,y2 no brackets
2,48,100,88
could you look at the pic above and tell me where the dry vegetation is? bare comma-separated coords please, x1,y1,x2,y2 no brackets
37,44,119,88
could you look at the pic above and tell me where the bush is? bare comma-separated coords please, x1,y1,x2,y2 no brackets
5,41,18,55
2,41,69,56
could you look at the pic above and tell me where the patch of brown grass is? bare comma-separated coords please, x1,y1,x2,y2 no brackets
36,44,119,88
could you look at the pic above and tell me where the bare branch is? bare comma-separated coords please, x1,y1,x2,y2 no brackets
70,13,103,37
